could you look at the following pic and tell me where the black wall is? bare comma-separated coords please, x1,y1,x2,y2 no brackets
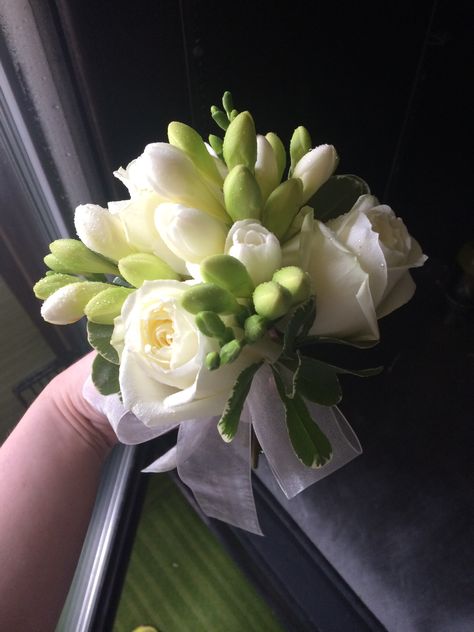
53,0,473,264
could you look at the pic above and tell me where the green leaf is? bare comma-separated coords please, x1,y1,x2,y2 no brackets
332,365,384,378
217,362,263,443
283,297,316,354
297,334,379,350
309,174,371,222
92,353,120,395
293,355,342,406
87,321,119,364
272,366,332,468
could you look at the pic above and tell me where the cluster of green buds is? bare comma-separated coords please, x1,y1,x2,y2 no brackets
34,239,181,325
181,254,311,370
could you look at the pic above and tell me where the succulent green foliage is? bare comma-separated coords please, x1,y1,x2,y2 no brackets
217,362,263,442
309,174,370,222
92,353,120,396
87,321,119,364
201,254,254,298
181,283,241,315
272,366,332,468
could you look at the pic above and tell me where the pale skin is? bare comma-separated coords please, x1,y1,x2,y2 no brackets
0,352,118,630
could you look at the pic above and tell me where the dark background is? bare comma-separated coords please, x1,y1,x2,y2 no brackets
52,0,473,266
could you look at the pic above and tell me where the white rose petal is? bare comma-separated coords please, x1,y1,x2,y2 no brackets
225,220,282,286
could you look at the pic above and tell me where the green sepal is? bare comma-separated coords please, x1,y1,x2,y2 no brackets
283,296,316,354
91,353,120,396
87,321,119,364
272,366,332,468
217,362,263,442
310,175,371,222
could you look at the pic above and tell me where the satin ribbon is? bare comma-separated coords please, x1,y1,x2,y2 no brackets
84,364,361,535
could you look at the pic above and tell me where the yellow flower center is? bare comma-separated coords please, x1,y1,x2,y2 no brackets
141,308,174,354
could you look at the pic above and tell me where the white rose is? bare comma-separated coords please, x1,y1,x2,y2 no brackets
225,220,282,286
111,280,277,426
300,194,426,340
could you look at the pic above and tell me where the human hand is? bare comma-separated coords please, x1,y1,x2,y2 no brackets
44,352,118,454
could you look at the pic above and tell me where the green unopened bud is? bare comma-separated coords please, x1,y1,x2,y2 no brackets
209,134,223,156
289,126,312,175
253,281,292,320
201,254,254,298
272,266,311,306
220,339,244,365
181,283,240,315
118,253,180,287
223,165,262,222
205,351,221,371
230,109,238,121
222,91,234,117
44,253,72,274
211,105,229,130
33,273,79,300
223,111,257,171
244,314,268,342
195,311,227,338
49,239,119,275
262,178,303,239
219,326,236,345
84,286,134,324
282,205,314,242
40,281,108,325
168,121,222,186
235,304,253,328
265,132,287,183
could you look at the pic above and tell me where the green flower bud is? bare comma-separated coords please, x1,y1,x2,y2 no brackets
253,281,292,320
40,281,108,325
223,111,257,171
49,239,119,275
211,105,229,131
235,304,253,328
244,314,268,342
220,339,244,365
223,165,262,222
44,253,72,274
219,326,236,345
272,266,311,306
201,254,254,298
205,351,221,371
282,205,314,242
195,311,227,338
230,109,239,121
265,132,287,183
181,283,240,315
289,126,312,175
168,121,222,186
222,91,234,118
209,134,223,156
84,286,134,325
262,177,303,239
33,273,79,300
118,253,180,287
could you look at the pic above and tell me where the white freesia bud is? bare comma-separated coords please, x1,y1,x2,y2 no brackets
113,154,154,198
292,144,338,203
225,220,282,286
254,135,279,202
144,143,228,222
155,203,228,264
41,282,108,325
75,204,136,261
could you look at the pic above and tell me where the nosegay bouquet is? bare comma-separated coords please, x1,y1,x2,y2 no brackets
34,92,426,533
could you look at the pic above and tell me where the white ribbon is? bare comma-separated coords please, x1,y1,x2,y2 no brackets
83,364,361,535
